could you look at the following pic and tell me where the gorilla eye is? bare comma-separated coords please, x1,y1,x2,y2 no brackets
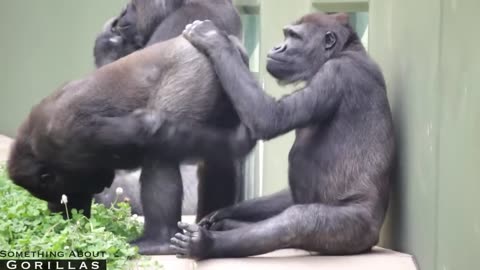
284,28,302,40
117,24,131,31
289,30,302,40
111,19,120,32
291,32,302,40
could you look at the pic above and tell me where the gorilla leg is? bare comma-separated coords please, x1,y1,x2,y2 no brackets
132,158,182,255
172,204,378,259
196,158,239,221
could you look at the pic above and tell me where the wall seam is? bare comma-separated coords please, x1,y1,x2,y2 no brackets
433,1,446,270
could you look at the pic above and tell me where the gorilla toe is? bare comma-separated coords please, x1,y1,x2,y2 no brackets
171,222,214,260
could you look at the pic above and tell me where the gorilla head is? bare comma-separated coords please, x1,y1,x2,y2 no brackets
8,121,115,217
94,4,144,68
266,13,355,84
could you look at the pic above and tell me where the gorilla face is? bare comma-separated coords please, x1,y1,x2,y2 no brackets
266,23,338,84
94,4,144,68
266,24,310,83
112,4,141,44
7,139,114,217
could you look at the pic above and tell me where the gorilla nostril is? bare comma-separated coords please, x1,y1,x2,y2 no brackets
273,44,287,53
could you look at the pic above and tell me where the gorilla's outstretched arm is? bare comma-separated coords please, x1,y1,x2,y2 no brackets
90,111,255,162
170,14,394,260
183,21,342,140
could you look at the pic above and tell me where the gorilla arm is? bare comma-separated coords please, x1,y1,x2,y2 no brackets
90,111,255,162
183,21,342,140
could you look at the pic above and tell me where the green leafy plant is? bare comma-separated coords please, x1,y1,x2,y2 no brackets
0,166,154,269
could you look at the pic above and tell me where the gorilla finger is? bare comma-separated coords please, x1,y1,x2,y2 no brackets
175,233,190,242
176,254,188,259
170,237,188,248
170,245,187,255
198,220,212,229
184,24,193,33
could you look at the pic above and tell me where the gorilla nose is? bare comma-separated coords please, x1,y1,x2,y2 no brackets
272,44,287,54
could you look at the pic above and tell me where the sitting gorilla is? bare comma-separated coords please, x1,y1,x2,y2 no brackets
167,13,395,259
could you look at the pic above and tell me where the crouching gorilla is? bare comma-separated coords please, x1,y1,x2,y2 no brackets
7,1,254,255
164,13,395,259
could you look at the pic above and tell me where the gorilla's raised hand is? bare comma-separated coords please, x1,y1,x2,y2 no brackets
183,20,233,56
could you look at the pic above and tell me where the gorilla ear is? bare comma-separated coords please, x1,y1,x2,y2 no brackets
332,13,349,25
325,31,337,50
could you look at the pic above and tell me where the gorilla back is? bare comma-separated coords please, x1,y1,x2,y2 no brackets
8,36,226,215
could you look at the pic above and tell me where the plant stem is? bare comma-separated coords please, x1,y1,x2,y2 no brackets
64,203,70,220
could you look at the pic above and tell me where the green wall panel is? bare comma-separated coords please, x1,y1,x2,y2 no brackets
436,1,480,269
0,0,127,137
370,0,480,269
369,1,441,268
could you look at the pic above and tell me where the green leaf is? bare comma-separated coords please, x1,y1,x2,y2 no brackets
0,167,145,269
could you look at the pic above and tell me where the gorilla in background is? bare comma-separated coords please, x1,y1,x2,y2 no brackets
164,13,395,259
7,0,253,255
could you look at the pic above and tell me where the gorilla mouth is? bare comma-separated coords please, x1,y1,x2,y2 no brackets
267,56,287,64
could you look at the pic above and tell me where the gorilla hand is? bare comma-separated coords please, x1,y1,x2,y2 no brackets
183,20,231,54
198,206,234,230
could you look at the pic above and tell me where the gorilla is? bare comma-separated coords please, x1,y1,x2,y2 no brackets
166,13,395,259
92,0,243,217
95,0,242,67
7,0,253,255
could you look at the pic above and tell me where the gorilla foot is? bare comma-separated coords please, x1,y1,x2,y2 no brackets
170,222,214,260
131,237,175,255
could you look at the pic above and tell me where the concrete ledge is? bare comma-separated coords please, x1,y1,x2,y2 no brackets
1,135,416,270
149,247,417,270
